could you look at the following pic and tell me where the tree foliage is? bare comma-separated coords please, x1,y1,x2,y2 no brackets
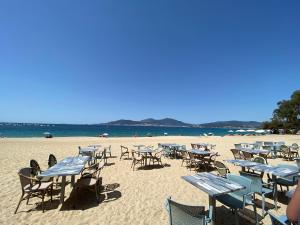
263,90,300,133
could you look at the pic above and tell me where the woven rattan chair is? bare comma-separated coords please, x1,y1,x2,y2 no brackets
131,150,144,171
214,161,230,177
165,196,211,225
281,145,293,160
242,151,253,161
150,150,163,165
48,154,57,168
105,145,112,157
120,145,130,160
75,160,105,204
230,149,243,160
15,167,53,214
181,151,191,167
30,159,51,182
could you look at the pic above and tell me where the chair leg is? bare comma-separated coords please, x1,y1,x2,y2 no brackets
262,195,265,217
234,209,239,225
253,205,259,225
14,194,24,214
26,193,31,205
42,191,45,213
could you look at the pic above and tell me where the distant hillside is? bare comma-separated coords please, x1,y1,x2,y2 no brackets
102,119,261,128
199,120,262,128
103,118,191,127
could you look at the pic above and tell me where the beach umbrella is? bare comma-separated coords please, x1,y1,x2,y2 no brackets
247,129,255,132
236,129,246,132
101,133,109,137
228,130,234,133
255,129,266,133
164,132,168,136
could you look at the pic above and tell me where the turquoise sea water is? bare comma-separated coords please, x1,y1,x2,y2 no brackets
0,124,234,138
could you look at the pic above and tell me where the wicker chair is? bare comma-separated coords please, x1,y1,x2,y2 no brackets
188,152,206,171
30,159,51,182
181,151,191,167
230,149,242,160
131,150,144,171
214,161,230,177
290,143,299,158
165,196,211,225
75,160,105,204
120,145,130,160
15,167,53,214
281,145,293,160
242,151,253,161
150,150,163,165
48,154,60,186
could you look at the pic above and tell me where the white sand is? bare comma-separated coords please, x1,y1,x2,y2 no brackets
1,135,299,225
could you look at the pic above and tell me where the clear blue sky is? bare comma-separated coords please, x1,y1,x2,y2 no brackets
1,1,300,124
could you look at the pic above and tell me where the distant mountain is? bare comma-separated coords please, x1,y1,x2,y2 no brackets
198,120,262,128
103,118,191,127
102,119,261,128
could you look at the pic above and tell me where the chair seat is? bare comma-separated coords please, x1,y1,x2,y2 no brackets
24,181,53,192
77,177,97,187
216,193,252,209
40,176,52,182
261,187,273,196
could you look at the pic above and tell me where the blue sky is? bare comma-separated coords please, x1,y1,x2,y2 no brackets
0,1,300,124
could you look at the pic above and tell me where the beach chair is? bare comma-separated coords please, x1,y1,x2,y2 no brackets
242,151,253,161
274,164,299,192
165,196,211,225
120,145,130,160
290,143,299,158
239,171,275,216
30,159,51,182
48,154,57,168
230,149,243,160
75,160,105,204
268,211,290,225
191,143,197,149
181,151,191,167
150,150,163,165
95,148,107,164
15,167,53,214
215,174,258,225
131,150,144,171
234,144,242,150
203,152,218,169
105,145,112,157
188,152,206,171
163,146,173,158
281,145,293,161
214,161,230,177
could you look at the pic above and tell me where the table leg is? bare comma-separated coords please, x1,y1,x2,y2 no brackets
71,175,75,187
209,195,216,225
60,176,66,204
273,174,278,210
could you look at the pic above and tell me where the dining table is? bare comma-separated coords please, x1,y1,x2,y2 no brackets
182,172,245,225
39,155,90,204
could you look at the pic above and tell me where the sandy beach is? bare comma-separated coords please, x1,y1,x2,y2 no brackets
1,135,299,225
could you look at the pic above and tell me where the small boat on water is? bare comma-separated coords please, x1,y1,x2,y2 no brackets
163,132,168,136
43,132,53,138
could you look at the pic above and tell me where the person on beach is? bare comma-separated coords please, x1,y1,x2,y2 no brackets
286,179,300,223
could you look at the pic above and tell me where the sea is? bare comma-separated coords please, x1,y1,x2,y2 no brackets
0,124,236,138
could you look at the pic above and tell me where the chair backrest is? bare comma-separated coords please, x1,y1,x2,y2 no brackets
188,152,195,160
214,161,229,177
242,151,252,160
158,143,162,148
18,167,33,190
191,144,197,149
121,145,129,153
230,149,241,159
48,154,57,168
30,159,41,176
234,144,242,150
253,156,266,164
181,151,189,159
239,171,263,194
227,174,252,202
291,143,299,151
208,153,217,164
280,145,290,154
165,197,206,225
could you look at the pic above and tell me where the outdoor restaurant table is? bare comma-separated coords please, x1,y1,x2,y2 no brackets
182,172,245,225
79,146,98,154
224,159,261,169
39,155,90,204
136,148,154,165
239,148,270,155
189,149,212,156
243,163,299,209
88,144,101,148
